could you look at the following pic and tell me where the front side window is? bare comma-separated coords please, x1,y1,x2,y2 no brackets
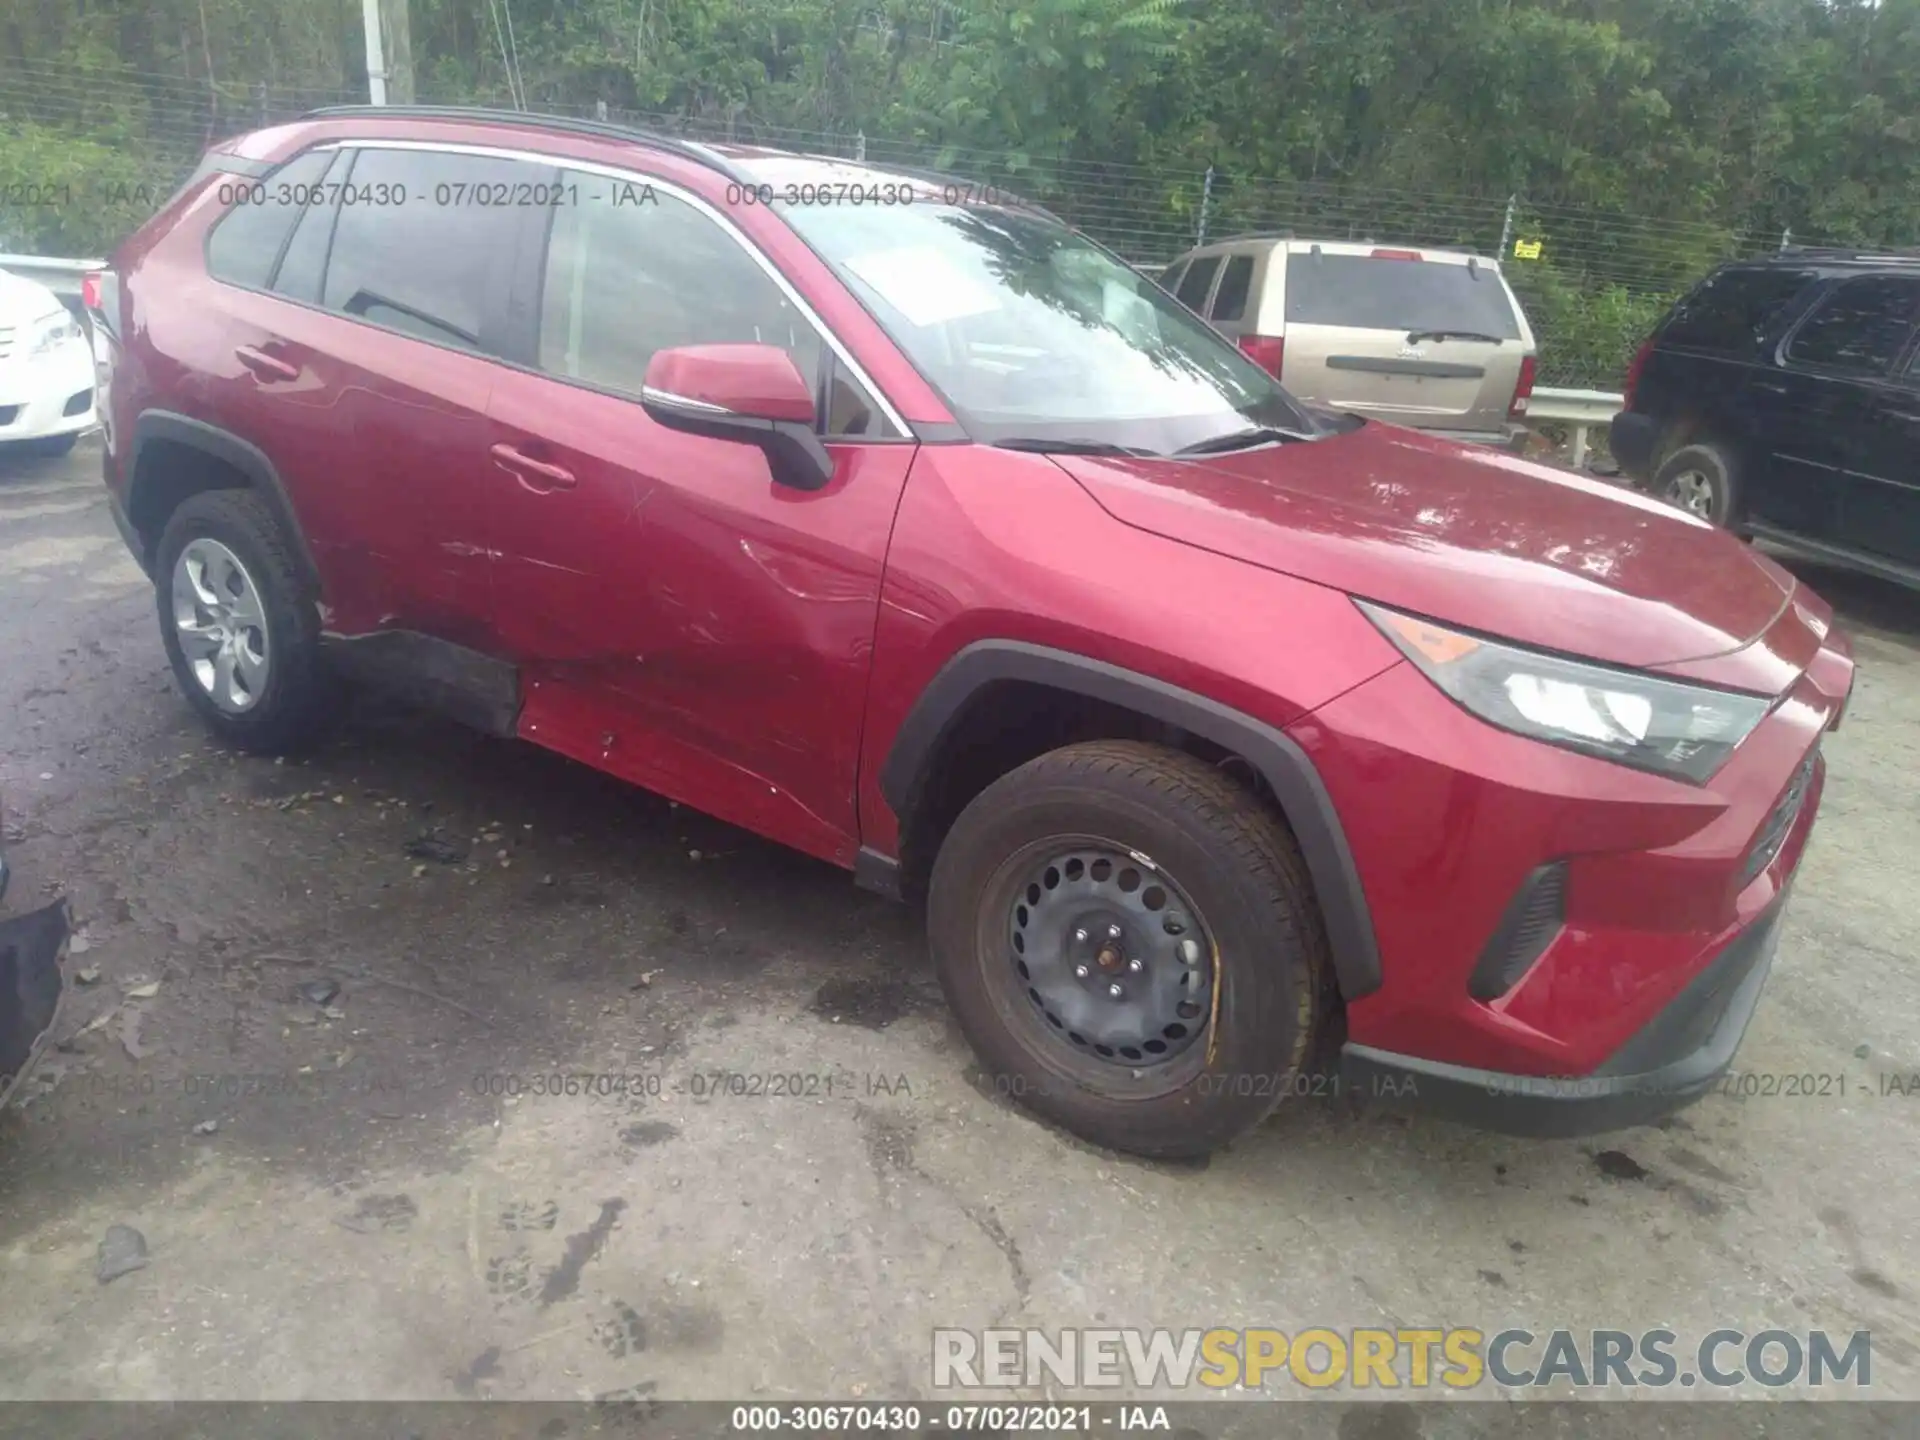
319,147,529,353
778,199,1314,452
1786,276,1920,377
537,175,894,437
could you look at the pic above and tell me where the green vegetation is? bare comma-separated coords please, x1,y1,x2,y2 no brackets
3,0,1915,385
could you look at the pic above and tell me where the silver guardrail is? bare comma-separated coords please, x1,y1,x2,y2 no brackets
1526,386,1624,468
0,253,105,301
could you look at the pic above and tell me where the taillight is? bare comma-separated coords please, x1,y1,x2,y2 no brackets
1370,248,1422,261
1238,334,1285,378
1508,354,1537,418
84,269,119,339
1623,337,1654,410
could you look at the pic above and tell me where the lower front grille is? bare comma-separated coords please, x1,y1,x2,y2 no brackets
1740,748,1818,888
1469,862,1567,1001
62,388,94,417
0,405,19,427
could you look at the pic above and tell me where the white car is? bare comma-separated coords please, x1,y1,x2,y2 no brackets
0,267,98,456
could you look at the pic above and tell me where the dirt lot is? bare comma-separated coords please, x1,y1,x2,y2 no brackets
2,436,1918,1408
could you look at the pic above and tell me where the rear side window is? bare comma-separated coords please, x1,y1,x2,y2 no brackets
1785,275,1920,376
1662,267,1816,356
1210,255,1256,322
1175,256,1221,310
1283,253,1521,339
320,147,532,353
205,149,335,289
1160,260,1189,294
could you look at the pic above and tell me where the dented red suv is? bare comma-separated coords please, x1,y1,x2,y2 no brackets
91,106,1854,1157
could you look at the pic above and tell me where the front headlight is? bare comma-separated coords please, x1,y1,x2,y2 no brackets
1358,600,1771,783
26,309,82,357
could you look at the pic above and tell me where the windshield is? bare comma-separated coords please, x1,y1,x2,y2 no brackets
778,199,1318,452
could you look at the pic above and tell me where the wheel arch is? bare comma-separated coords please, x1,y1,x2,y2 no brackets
879,640,1383,1001
128,410,320,593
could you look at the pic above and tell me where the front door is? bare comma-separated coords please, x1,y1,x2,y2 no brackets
484,168,916,863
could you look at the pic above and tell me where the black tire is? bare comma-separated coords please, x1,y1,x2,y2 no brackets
928,740,1329,1159
154,488,333,752
1654,441,1739,528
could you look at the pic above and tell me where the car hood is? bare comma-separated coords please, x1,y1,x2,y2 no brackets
1056,422,1800,675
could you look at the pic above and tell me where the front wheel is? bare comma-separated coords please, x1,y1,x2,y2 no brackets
928,741,1329,1158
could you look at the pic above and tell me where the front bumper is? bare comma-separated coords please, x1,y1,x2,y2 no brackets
0,337,96,444
1341,885,1789,1137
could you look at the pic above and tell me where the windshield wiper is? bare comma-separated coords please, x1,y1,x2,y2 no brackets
992,437,1156,457
1405,329,1504,345
1173,425,1313,457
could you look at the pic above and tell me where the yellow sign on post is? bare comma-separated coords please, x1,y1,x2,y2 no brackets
1513,238,1543,260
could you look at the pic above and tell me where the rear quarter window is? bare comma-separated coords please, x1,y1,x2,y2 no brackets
1283,253,1520,339
1175,255,1222,310
204,149,335,289
1209,255,1256,322
1660,267,1817,356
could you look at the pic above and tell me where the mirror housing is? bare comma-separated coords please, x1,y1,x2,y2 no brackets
640,344,833,491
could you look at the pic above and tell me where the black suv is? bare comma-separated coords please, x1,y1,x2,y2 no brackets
1610,250,1920,588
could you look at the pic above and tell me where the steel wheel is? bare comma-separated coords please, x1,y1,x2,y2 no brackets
170,537,270,714
1008,844,1215,1068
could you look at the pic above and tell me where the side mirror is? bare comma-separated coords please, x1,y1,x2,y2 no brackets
640,343,834,491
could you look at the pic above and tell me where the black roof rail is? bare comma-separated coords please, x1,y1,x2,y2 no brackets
298,104,748,181
1777,244,1920,264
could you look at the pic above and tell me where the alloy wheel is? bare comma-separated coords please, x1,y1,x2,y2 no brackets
171,537,271,714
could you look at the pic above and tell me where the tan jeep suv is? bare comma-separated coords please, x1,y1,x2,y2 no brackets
1160,237,1538,446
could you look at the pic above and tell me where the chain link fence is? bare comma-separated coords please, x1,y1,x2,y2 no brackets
2,60,1827,388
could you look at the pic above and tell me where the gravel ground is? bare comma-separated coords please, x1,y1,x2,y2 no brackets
1,436,1917,1414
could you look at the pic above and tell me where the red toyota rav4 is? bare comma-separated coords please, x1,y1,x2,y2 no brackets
92,107,1854,1158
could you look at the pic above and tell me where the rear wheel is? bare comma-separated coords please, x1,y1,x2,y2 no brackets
1654,441,1739,528
154,489,334,752
928,741,1328,1158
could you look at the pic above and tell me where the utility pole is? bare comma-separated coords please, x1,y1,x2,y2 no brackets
361,0,414,103
384,0,416,104
1196,165,1214,248
361,0,387,103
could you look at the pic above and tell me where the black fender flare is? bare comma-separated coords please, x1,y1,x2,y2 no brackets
128,410,321,592
879,640,1383,1000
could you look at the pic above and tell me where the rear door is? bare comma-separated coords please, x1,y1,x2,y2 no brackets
211,142,530,646
1276,245,1530,435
